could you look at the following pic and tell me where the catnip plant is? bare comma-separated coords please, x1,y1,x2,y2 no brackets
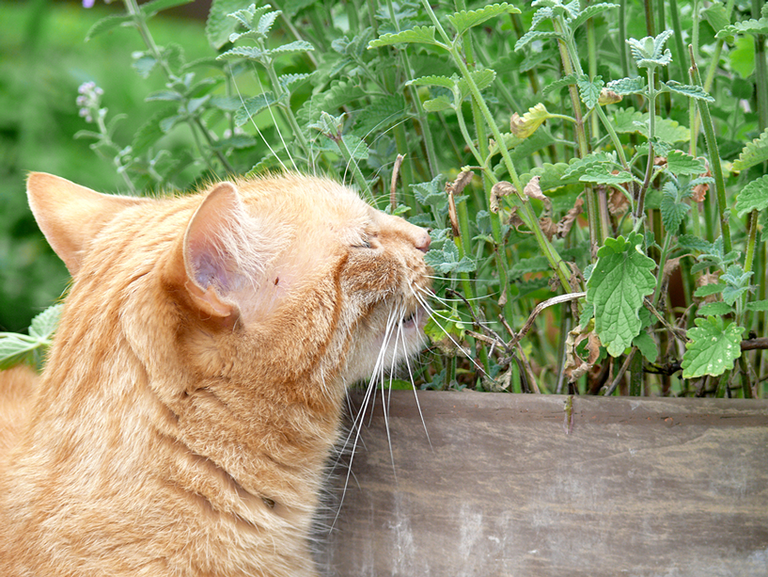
2,0,767,399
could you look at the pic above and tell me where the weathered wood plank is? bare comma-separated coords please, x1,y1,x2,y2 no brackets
318,391,768,577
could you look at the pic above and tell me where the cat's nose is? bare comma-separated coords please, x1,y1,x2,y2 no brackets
414,229,431,253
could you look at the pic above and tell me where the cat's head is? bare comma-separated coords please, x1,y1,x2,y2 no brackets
26,173,432,403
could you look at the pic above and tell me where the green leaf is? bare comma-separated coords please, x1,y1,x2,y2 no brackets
217,46,268,62
457,69,497,98
407,75,457,90
681,316,744,379
368,26,441,49
514,30,564,51
206,0,251,49
268,40,315,56
0,334,37,370
256,10,281,35
447,3,520,36
696,301,734,316
660,182,690,233
701,2,731,34
716,18,768,40
85,14,133,42
746,299,768,312
29,304,64,340
423,96,454,112
606,76,646,95
579,166,635,185
541,73,578,97
339,134,369,160
678,234,712,253
665,150,707,175
587,232,657,357
577,75,604,109
733,128,768,171
140,0,194,17
633,331,658,363
627,31,673,68
509,256,551,278
694,283,726,298
721,265,753,305
569,3,619,30
234,92,279,126
662,80,715,102
734,175,768,217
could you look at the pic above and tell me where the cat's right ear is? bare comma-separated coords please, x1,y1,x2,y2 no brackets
26,172,147,275
176,182,267,323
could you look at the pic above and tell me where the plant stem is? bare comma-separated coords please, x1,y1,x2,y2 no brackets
689,45,732,254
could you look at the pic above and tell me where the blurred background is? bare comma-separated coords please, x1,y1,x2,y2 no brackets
0,0,212,332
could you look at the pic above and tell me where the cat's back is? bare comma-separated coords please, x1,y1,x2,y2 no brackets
0,365,37,464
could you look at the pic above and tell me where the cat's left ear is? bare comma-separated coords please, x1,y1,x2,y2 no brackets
179,182,266,322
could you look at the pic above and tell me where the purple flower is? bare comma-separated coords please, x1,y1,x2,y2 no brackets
82,0,95,8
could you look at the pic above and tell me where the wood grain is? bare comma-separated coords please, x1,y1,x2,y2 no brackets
318,391,768,577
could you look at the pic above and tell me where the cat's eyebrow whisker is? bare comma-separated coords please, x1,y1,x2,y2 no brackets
412,289,490,378
231,74,290,174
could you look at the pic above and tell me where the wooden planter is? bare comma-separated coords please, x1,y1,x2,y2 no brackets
318,391,768,577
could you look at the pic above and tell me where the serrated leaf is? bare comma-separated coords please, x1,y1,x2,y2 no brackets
133,54,158,78
423,96,453,112
353,96,409,137
733,128,768,171
85,14,133,42
457,69,497,100
701,2,731,34
627,31,674,68
587,232,657,357
509,256,551,277
279,72,311,90
579,166,635,185
514,29,564,51
660,183,690,233
569,3,619,30
340,134,369,160
29,304,64,340
407,74,457,89
716,18,768,40
448,2,520,36
663,80,715,102
206,0,251,49
607,76,646,95
682,316,744,379
510,103,554,139
678,234,712,253
368,26,440,49
268,40,314,56
665,150,707,175
694,283,726,298
140,0,194,16
256,10,281,35
217,46,268,62
541,73,578,96
735,175,768,217
234,92,279,126
633,331,658,363
577,75,604,109
131,108,175,154
697,301,735,316
746,299,768,311
0,334,37,370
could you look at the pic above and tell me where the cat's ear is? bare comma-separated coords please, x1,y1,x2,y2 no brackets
26,172,146,275
181,182,264,321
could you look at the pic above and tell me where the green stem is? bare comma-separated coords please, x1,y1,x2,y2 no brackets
689,45,732,254
421,0,574,294
635,66,657,221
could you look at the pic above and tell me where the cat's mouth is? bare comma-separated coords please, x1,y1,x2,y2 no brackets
401,305,425,330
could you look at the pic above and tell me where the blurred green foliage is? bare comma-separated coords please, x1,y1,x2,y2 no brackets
0,0,210,331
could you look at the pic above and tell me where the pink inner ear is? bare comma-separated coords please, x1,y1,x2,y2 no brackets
183,182,245,317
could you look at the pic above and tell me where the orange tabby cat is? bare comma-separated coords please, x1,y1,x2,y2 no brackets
0,172,431,576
